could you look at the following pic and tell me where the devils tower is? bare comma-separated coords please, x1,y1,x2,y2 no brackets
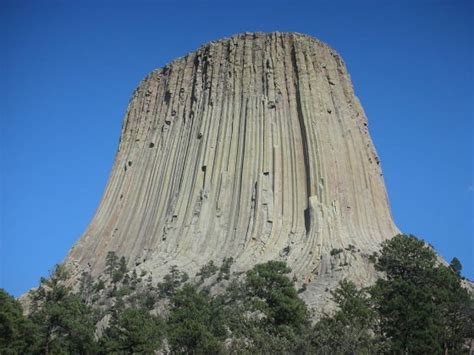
65,32,398,311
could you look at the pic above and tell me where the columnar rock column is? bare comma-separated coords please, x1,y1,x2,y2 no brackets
66,32,398,311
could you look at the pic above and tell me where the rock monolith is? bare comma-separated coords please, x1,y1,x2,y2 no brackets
66,32,399,311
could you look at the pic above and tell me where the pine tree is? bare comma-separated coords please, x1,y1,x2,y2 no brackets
0,289,39,353
105,251,118,278
312,280,383,354
245,261,309,331
167,284,225,353
449,257,462,276
370,234,474,354
30,264,97,354
101,307,163,353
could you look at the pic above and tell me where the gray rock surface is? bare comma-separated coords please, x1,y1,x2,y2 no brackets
65,32,399,313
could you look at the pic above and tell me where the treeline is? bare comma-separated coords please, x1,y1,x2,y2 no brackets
1,234,473,354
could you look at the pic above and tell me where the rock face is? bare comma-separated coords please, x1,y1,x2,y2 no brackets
66,32,398,311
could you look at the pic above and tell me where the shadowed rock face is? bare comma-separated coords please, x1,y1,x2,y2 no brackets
66,32,398,311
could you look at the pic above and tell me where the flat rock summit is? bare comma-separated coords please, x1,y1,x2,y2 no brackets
66,32,399,311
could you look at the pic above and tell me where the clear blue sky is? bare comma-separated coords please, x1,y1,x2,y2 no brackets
1,0,472,297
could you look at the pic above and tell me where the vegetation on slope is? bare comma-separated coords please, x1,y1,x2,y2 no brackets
1,234,473,354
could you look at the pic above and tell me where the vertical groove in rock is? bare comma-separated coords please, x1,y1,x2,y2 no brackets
66,32,398,312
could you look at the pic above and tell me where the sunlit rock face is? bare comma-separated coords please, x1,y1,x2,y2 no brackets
66,32,398,311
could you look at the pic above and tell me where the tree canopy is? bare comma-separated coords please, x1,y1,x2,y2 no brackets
1,236,472,354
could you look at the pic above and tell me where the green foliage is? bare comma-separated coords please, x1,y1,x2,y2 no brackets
345,244,356,253
208,261,311,353
374,234,436,281
371,235,441,353
331,280,375,327
330,248,343,256
0,289,39,353
450,257,462,276
157,265,189,298
116,286,131,298
32,264,70,309
368,251,378,263
30,265,97,354
78,271,94,302
312,280,383,354
245,261,309,331
372,275,443,353
311,235,473,354
165,261,311,353
429,264,474,352
93,279,105,293
130,269,139,290
167,284,225,353
217,256,234,281
297,283,307,294
196,260,219,281
105,252,128,283
101,308,163,353
370,234,474,354
7,235,472,354
111,256,128,283
105,251,118,278
128,289,157,311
